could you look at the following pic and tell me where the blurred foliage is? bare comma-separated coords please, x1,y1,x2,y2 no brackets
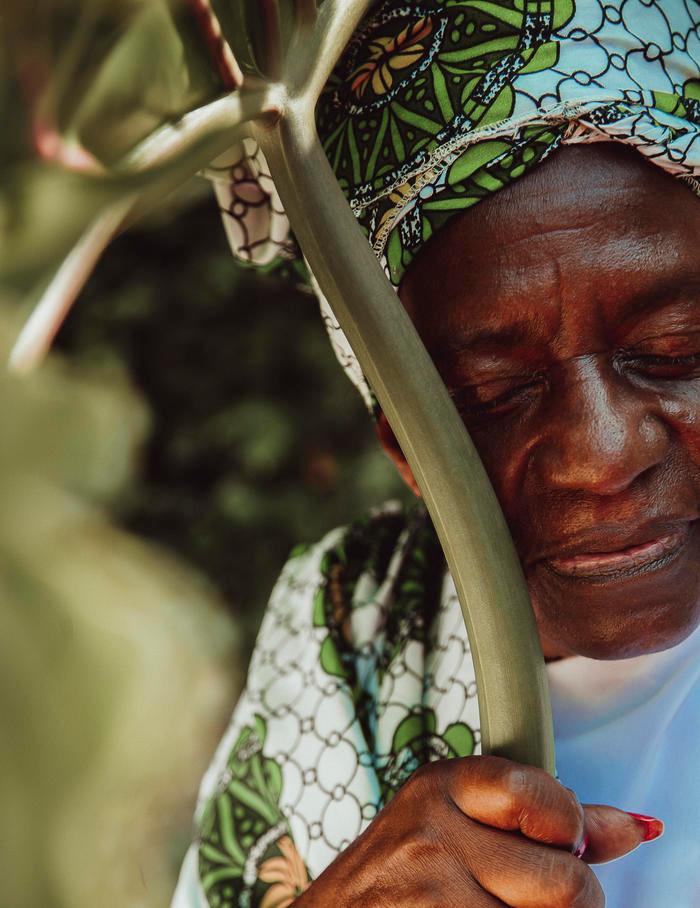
0,305,240,908
0,0,245,297
0,166,407,908
0,3,409,906
0,0,337,307
56,180,410,655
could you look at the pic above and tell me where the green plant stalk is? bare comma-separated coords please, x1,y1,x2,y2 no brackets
255,106,556,773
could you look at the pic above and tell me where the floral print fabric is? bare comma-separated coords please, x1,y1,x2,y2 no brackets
174,501,480,907
316,0,700,287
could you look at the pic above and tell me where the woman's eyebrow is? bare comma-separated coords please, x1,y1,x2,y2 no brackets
434,322,536,360
617,273,700,330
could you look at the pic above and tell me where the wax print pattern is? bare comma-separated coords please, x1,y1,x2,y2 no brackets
187,501,480,907
203,142,298,272
315,0,700,287
202,0,700,418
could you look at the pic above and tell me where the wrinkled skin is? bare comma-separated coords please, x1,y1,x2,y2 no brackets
378,143,700,662
295,756,652,907
296,145,692,905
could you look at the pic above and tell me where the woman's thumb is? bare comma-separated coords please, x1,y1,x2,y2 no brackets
581,805,664,864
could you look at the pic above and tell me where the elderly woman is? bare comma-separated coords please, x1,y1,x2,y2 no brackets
174,2,700,906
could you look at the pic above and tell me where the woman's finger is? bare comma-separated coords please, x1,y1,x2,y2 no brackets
582,804,664,864
462,823,604,908
443,756,585,849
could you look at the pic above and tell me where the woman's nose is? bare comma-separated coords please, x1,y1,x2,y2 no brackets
532,355,669,497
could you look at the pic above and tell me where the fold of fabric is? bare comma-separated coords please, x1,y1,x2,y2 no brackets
174,500,482,907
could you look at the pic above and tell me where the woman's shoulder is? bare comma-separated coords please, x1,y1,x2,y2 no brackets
265,497,444,645
175,500,478,908
192,501,436,772
277,497,424,584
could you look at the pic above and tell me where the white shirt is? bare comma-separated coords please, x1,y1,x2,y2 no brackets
548,620,700,906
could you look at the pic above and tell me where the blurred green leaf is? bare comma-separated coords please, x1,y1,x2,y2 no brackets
69,4,196,162
56,189,410,657
0,0,239,295
0,300,240,908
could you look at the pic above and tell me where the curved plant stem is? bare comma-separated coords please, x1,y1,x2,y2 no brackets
120,91,275,173
9,195,136,374
252,0,283,81
291,0,317,28
8,0,556,774
285,0,374,99
187,0,244,89
254,108,556,772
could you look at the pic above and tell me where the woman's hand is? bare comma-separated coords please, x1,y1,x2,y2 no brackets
293,755,659,906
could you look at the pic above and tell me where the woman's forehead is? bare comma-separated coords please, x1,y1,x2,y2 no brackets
399,144,700,360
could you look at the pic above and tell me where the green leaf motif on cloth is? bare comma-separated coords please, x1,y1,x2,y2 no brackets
191,502,483,901
447,139,511,185
443,721,476,757
551,0,576,30
378,708,476,802
519,41,559,76
310,504,475,804
319,635,346,678
316,0,577,287
198,715,308,907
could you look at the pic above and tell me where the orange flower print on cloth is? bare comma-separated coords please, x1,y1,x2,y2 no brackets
258,837,310,908
350,17,433,99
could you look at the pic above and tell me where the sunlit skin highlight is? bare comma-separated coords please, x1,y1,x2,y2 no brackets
375,143,700,662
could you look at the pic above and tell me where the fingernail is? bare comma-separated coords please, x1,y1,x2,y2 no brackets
573,834,589,859
627,812,664,842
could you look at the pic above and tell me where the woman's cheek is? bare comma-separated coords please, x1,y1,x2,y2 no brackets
661,392,700,464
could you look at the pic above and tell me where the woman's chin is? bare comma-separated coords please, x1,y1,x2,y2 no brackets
566,613,700,661
527,523,700,660
537,603,700,661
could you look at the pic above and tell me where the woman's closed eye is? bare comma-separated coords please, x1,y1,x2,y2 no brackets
616,344,700,381
448,372,546,418
628,352,700,377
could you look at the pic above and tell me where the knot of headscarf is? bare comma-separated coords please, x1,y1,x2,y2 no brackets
201,0,700,418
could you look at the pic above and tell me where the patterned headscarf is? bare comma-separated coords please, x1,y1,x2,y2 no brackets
203,0,700,417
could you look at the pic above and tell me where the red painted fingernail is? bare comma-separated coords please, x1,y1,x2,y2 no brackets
573,835,589,859
627,812,664,842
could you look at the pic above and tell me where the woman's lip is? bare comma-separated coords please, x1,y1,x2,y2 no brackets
544,526,690,578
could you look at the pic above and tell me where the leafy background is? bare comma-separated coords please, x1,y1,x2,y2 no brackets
1,175,410,908
1,3,410,905
57,181,409,655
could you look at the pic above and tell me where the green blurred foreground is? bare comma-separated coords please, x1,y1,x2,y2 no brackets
1,2,408,904
0,301,239,908
1,183,408,908
58,187,409,653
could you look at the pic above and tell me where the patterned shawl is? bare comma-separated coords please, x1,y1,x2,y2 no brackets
175,501,479,907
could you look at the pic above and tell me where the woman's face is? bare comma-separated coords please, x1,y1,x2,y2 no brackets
378,143,700,661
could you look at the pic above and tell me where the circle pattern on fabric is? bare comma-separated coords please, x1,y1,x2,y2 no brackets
194,502,480,906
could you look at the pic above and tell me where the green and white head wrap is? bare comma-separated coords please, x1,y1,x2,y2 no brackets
203,0,700,417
